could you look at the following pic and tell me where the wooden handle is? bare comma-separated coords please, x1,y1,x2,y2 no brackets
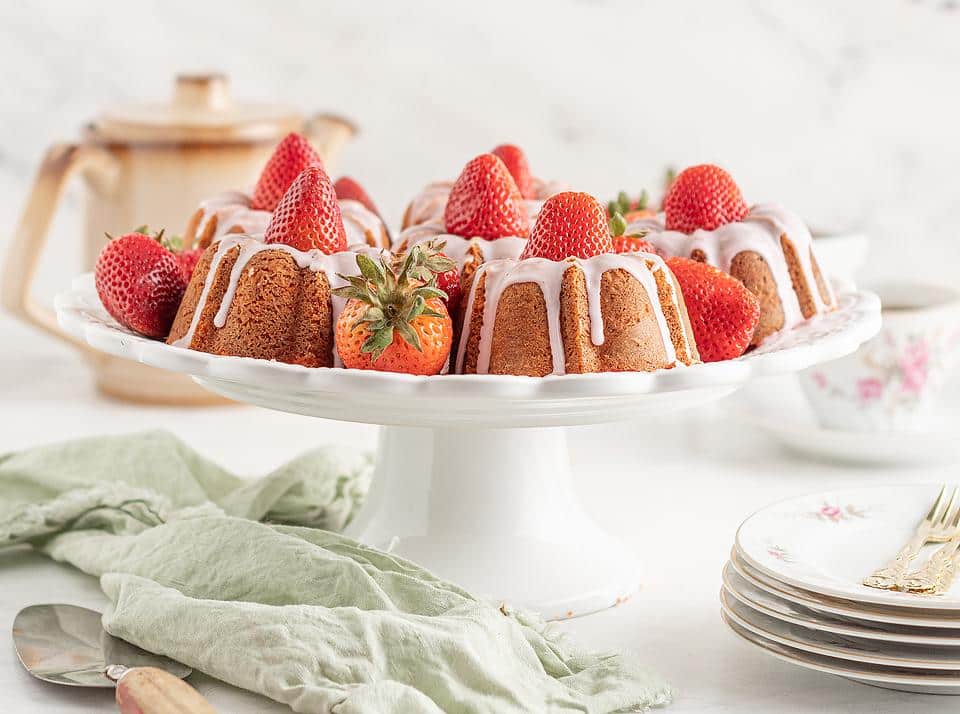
1,142,117,351
115,667,216,714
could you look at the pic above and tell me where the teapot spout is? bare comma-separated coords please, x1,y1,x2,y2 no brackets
305,113,357,172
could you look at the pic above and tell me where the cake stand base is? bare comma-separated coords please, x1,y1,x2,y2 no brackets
345,426,641,620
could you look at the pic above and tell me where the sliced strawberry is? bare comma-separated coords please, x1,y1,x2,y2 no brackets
334,176,381,217
491,144,535,199
95,231,187,338
666,256,760,362
443,154,529,240
520,191,613,261
663,164,748,233
264,165,347,253
251,133,323,211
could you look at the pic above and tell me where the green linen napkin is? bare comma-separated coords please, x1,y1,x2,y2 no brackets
0,430,672,713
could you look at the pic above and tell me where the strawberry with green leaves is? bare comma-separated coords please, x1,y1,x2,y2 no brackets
608,212,659,255
333,245,455,375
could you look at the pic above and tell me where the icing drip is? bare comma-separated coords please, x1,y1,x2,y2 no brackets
172,234,381,367
630,203,834,330
393,223,527,270
339,199,387,249
455,253,681,375
196,190,272,239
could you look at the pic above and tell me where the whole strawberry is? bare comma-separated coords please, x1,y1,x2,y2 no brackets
334,176,382,217
663,164,748,233
666,256,760,362
95,231,187,338
491,144,535,199
434,259,461,317
264,165,347,253
333,248,454,375
520,191,613,261
251,133,323,211
443,154,529,240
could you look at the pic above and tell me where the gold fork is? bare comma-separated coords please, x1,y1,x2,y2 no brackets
900,503,960,594
862,485,956,590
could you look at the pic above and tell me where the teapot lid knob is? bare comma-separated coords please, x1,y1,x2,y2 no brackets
173,73,233,112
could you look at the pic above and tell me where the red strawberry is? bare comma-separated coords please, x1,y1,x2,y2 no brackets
443,154,530,240
176,247,204,280
334,176,381,217
251,133,323,212
491,144,535,199
520,191,613,261
95,231,187,339
663,164,748,233
613,234,659,255
434,257,461,316
666,256,760,362
264,165,347,253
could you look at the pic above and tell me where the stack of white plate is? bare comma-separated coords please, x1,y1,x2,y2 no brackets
722,485,960,694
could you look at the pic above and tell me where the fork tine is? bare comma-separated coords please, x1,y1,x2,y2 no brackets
926,485,949,523
939,488,960,528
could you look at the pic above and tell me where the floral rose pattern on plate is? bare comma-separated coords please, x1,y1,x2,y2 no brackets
809,502,867,523
766,544,792,562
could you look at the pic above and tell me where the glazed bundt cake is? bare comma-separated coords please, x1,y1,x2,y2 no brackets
455,253,699,375
401,144,566,229
628,164,835,345
169,165,373,368
454,190,700,376
393,152,532,290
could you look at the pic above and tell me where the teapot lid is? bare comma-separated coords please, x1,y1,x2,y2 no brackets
89,74,305,144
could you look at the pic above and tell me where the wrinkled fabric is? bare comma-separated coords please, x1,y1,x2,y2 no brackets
0,431,672,713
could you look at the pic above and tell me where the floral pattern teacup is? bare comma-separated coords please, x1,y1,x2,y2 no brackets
799,281,960,432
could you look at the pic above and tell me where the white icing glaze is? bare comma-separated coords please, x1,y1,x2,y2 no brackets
196,190,272,240
172,234,381,367
404,176,568,228
455,253,685,375
339,199,387,248
629,203,834,331
393,222,527,270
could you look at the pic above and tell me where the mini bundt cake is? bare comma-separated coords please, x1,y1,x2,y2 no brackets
455,253,699,375
401,144,566,229
169,165,373,368
454,190,700,376
393,152,533,289
628,165,835,345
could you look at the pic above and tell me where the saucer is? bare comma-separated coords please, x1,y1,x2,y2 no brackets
734,406,960,466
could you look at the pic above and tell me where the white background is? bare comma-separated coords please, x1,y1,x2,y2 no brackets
2,2,960,712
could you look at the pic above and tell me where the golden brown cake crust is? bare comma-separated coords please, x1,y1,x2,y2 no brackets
167,241,335,367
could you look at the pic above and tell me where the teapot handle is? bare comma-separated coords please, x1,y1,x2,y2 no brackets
304,113,357,172
2,142,119,352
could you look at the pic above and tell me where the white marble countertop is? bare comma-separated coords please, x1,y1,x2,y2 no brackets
2,315,960,713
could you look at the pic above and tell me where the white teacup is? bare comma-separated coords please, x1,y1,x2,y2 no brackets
799,281,960,432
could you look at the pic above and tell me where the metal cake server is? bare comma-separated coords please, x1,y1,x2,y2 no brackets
13,604,215,712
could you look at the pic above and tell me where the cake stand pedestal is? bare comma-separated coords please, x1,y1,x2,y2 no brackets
350,426,641,618
56,275,881,619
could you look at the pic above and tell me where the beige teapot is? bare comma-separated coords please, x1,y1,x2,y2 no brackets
3,74,355,404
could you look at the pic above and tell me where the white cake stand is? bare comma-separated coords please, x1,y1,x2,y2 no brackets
56,275,880,619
